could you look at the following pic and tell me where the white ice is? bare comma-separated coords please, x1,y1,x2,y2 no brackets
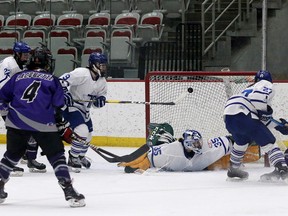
0,144,287,216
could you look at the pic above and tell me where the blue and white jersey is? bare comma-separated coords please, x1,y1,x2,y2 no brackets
59,67,107,121
148,136,232,171
0,56,22,88
224,80,274,119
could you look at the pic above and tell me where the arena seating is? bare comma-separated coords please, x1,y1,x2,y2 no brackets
135,11,164,45
22,29,46,48
18,0,44,16
54,46,78,76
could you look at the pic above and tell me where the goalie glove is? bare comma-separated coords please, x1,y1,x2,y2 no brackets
275,118,288,135
117,152,150,173
147,123,176,146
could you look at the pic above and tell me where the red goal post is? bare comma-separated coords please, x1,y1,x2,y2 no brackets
145,71,256,139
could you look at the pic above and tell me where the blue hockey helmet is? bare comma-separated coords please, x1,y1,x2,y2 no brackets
88,52,108,77
13,41,31,53
254,70,272,83
182,130,203,154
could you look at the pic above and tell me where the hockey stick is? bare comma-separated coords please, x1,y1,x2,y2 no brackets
74,99,175,105
270,118,288,126
89,143,150,163
73,90,192,105
69,128,151,163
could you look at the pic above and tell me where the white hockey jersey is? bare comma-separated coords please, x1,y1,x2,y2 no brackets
59,67,107,120
148,136,232,171
224,80,274,120
0,56,22,88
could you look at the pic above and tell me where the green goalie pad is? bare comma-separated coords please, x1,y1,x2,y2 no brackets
147,123,177,146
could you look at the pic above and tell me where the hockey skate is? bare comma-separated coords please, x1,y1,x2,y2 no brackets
20,154,28,164
10,166,24,177
0,180,8,204
58,180,85,207
27,159,47,173
79,155,91,169
227,166,249,181
260,163,288,183
68,151,81,173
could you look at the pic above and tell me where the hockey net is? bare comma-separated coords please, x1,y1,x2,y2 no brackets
145,71,256,139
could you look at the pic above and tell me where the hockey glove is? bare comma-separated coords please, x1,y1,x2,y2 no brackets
63,87,74,107
257,105,273,122
275,118,288,135
93,96,106,108
0,101,8,116
56,119,73,143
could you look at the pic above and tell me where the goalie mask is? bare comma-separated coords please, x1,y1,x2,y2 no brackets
182,130,203,154
88,52,108,77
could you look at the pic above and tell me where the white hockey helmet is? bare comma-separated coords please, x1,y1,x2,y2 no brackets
182,130,203,154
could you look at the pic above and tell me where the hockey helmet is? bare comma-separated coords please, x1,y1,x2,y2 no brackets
13,41,31,68
182,129,203,154
13,41,31,53
26,47,55,73
254,70,272,83
88,52,108,77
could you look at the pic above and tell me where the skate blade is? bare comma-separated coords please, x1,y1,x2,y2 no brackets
0,198,6,204
133,169,145,175
68,167,81,173
20,159,28,164
29,168,47,173
68,198,86,207
226,177,248,182
10,171,24,177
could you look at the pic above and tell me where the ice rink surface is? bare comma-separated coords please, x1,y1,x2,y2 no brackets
0,144,288,216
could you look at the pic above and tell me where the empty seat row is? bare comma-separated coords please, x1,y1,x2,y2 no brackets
0,11,164,47
0,0,190,19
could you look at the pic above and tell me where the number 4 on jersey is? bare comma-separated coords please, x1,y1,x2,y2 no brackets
21,81,41,103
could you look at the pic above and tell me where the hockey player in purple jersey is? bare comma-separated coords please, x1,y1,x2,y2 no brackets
224,70,288,182
59,52,108,172
0,41,46,175
0,47,85,207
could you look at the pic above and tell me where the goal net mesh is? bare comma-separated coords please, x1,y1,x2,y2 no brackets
145,71,256,139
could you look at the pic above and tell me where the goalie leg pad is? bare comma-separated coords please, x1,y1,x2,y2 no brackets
207,145,260,170
118,153,151,173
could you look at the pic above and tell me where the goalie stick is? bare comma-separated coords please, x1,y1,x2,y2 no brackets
89,143,150,163
69,130,151,163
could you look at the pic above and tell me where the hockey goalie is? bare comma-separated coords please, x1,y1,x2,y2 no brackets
118,123,260,173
